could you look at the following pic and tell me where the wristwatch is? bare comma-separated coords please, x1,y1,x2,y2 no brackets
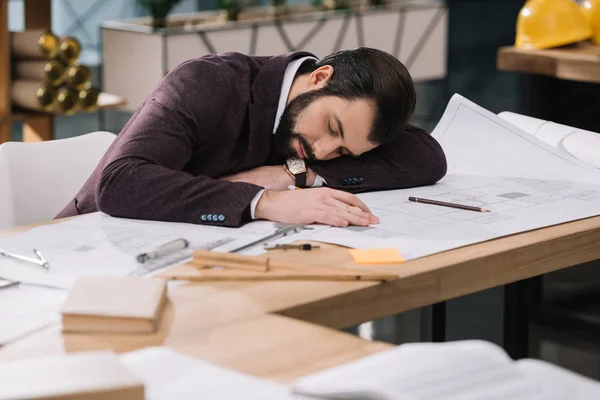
284,157,307,188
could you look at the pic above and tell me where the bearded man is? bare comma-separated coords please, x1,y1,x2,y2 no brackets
56,48,447,228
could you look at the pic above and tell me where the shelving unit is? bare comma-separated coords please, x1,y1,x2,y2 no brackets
0,0,126,143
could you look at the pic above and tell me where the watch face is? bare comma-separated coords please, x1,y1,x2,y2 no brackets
286,157,306,174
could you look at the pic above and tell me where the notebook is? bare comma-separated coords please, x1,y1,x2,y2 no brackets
61,275,167,334
0,350,144,400
292,340,600,399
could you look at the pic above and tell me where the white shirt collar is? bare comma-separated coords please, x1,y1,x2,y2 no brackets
273,56,318,134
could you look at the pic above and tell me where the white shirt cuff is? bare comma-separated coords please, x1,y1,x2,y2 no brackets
312,175,327,187
250,189,266,220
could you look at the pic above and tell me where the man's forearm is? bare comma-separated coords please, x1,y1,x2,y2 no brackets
221,165,322,220
220,165,317,190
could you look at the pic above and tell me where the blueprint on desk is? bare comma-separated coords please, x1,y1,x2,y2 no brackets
290,94,600,260
0,213,309,289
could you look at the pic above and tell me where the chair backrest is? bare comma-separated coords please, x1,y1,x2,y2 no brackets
0,131,116,229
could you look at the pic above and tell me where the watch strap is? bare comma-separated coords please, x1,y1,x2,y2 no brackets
295,171,307,188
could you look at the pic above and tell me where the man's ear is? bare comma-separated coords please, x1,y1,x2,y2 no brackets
308,65,333,89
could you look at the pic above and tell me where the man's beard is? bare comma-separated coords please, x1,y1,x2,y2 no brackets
271,89,326,163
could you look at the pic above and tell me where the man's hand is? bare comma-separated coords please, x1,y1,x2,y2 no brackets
220,165,316,190
255,187,380,227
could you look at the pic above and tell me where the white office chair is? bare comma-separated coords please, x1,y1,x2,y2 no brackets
0,131,116,229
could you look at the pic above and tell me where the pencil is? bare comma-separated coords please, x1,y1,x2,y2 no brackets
408,196,490,213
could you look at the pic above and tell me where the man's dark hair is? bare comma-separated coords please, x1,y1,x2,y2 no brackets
296,47,416,145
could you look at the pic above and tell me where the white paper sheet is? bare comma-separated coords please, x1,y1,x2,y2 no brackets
120,347,308,400
431,95,600,180
498,111,600,169
515,359,600,399
0,284,67,345
306,173,600,260
0,213,300,288
302,95,600,260
293,340,600,400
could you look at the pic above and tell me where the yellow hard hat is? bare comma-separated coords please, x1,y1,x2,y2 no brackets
516,0,593,49
581,0,600,45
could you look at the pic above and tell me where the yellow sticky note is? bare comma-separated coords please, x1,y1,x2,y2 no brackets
348,248,405,264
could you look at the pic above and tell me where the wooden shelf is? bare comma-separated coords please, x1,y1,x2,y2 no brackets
0,0,128,143
0,92,128,123
497,42,600,84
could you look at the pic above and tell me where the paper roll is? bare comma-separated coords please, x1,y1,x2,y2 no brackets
11,80,58,112
13,60,67,86
11,30,59,60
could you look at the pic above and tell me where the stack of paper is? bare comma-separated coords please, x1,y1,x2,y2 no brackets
119,347,307,399
292,340,600,399
3,342,596,399
0,351,145,400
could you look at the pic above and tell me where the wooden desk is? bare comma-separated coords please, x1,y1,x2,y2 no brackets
2,215,600,380
497,42,600,84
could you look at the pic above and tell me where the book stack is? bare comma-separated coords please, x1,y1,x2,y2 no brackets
10,29,100,116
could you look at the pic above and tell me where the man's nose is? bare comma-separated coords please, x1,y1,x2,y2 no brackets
313,137,340,160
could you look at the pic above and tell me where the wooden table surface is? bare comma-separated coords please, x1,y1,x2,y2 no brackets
497,42,600,84
2,214,600,382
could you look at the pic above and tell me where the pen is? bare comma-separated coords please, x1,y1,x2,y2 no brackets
136,238,190,264
408,197,490,213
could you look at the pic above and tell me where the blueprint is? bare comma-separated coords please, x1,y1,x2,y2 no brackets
0,213,294,288
297,95,600,260
431,94,600,181
0,284,67,345
498,111,600,169
304,174,600,260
